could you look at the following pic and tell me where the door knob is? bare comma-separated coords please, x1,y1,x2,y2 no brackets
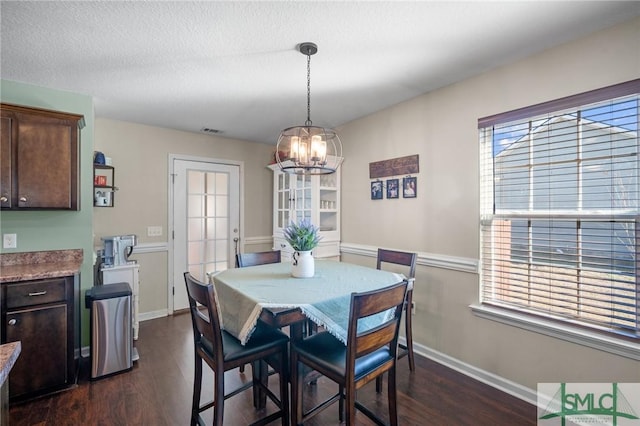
0,196,7,203
8,319,16,326
19,196,27,203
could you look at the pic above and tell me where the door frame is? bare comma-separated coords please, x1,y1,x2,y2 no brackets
167,154,244,315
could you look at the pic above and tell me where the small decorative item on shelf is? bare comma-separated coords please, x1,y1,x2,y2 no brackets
94,151,106,165
283,219,321,278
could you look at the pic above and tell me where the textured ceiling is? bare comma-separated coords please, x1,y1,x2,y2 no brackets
1,1,639,144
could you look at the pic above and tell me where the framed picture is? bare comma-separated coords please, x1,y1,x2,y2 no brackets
403,177,417,198
371,181,383,200
386,179,399,199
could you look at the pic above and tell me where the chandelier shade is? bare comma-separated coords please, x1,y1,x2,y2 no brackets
276,42,343,175
276,125,342,175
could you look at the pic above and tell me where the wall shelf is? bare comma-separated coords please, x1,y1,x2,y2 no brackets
93,165,116,207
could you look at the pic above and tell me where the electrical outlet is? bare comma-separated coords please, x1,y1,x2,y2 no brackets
147,226,163,237
3,233,17,249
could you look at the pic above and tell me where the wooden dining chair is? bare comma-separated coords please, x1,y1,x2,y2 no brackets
290,280,408,426
236,250,281,268
377,248,417,370
183,272,290,426
374,249,417,394
235,249,282,373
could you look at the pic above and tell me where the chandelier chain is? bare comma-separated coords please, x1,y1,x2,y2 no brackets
306,51,312,126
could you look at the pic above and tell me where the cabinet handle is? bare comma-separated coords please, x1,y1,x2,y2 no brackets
19,196,27,203
0,196,7,202
28,291,47,297
8,319,16,326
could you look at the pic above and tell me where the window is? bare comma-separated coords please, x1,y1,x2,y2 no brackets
479,79,640,340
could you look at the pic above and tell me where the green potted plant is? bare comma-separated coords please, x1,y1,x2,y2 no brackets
283,219,321,277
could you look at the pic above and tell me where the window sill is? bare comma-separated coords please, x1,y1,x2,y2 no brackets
470,304,640,361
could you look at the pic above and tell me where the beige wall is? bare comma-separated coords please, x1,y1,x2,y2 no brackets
94,118,274,315
338,18,640,391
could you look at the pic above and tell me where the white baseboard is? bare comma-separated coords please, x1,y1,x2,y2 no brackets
139,309,168,322
405,337,538,406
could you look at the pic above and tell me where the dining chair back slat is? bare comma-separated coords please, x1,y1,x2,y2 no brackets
237,250,281,268
350,283,407,358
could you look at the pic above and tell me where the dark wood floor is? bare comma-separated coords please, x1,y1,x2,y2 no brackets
10,313,536,425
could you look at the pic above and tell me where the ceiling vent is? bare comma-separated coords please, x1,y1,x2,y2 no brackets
200,127,222,134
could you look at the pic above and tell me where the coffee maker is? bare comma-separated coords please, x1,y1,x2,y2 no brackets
101,234,137,267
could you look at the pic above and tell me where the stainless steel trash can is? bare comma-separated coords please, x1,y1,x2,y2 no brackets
85,282,133,379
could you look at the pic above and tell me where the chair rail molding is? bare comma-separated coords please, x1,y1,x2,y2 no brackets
340,243,479,274
244,236,273,247
132,242,168,254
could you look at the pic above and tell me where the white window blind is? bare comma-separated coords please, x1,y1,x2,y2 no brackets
479,79,640,339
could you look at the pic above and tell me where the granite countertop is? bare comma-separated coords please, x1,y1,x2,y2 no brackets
0,249,83,283
0,342,21,386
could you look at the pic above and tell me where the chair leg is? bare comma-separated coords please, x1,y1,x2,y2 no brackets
213,365,225,426
405,290,415,372
191,354,203,426
278,350,290,426
291,350,303,425
387,367,399,426
339,385,345,422
259,360,268,408
251,360,260,408
345,382,356,426
375,374,383,393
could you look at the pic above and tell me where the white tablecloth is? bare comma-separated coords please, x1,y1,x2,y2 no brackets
211,260,404,345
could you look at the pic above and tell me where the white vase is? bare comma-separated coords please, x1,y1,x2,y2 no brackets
292,250,314,278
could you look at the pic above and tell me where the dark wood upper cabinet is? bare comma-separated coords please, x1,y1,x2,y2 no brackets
0,103,85,210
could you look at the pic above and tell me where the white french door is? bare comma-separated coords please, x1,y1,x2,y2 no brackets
171,157,241,312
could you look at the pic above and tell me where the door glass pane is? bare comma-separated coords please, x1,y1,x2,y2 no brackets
188,195,203,217
205,195,215,215
188,218,203,240
215,173,228,194
189,171,205,193
187,170,231,281
188,241,204,263
216,195,228,216
205,218,215,239
215,239,228,261
215,218,228,237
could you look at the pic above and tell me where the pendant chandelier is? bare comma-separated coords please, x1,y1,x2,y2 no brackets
276,42,343,175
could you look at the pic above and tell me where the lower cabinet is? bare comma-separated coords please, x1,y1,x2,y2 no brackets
1,276,75,402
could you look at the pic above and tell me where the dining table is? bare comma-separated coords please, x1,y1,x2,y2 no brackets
210,259,406,421
211,259,404,344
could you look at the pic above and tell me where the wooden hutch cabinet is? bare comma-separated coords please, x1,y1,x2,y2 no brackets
0,103,84,210
268,163,341,261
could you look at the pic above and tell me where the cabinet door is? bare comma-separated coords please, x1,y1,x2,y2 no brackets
16,119,76,209
0,116,12,208
292,174,312,224
274,171,293,231
6,304,68,398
